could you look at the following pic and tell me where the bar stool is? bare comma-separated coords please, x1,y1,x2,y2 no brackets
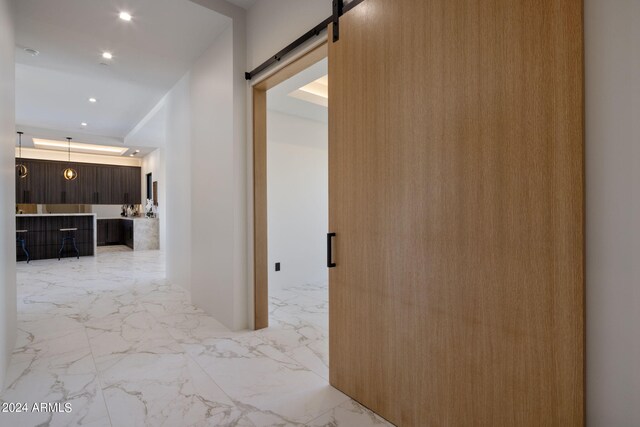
16,230,30,263
58,228,79,260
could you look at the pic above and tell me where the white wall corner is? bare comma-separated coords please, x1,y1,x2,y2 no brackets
0,0,17,390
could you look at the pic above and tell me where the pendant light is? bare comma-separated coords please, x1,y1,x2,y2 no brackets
16,131,28,179
63,137,78,181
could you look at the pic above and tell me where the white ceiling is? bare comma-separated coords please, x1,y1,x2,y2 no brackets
267,58,328,123
15,125,158,158
15,0,230,144
126,103,167,148
225,0,258,9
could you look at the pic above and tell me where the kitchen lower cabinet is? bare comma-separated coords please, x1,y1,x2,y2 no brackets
97,219,123,246
16,214,95,261
122,219,134,249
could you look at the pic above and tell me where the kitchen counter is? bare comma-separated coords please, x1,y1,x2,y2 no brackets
130,217,159,250
17,213,97,217
98,216,153,221
96,217,159,251
15,214,97,261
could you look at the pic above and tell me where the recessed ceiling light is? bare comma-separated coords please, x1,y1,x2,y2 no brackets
102,51,113,60
135,150,140,153
89,97,97,103
81,122,88,127
24,48,40,56
119,11,132,21
129,154,134,157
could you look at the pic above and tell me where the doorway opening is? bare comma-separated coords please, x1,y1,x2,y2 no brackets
253,43,328,330
253,42,329,377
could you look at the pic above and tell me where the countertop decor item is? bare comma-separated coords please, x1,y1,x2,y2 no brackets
145,199,156,218
16,131,28,179
63,137,78,181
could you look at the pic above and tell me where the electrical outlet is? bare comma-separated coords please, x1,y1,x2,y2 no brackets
275,262,281,272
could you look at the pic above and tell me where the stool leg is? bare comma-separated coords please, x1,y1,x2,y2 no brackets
59,237,66,260
72,237,79,259
21,239,30,263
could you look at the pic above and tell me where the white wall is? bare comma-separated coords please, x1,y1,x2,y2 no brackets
246,0,331,71
161,1,248,329
585,1,640,425
165,74,192,291
0,0,16,389
189,23,244,328
141,149,166,249
267,111,327,290
89,205,122,218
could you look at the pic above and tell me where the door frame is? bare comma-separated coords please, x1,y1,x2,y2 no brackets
252,41,328,329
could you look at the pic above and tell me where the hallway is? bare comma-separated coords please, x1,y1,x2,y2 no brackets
0,248,391,427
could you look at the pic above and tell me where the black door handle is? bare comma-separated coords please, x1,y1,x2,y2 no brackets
327,232,336,268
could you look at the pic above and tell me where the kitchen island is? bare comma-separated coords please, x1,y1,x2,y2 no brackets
15,213,96,261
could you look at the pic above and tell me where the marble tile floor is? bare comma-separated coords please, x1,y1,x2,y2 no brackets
0,247,393,427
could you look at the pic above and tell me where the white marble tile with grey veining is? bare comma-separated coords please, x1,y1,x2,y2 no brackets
307,400,395,427
1,247,392,427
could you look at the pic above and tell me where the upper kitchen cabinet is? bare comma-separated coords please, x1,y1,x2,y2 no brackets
44,161,80,204
16,159,54,204
76,163,98,204
16,159,40,204
116,166,142,205
15,159,141,205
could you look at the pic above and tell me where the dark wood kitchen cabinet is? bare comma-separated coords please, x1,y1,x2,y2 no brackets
16,159,47,204
122,219,134,249
76,163,115,204
112,166,142,205
15,159,141,205
44,161,80,204
93,165,115,204
77,163,97,204
97,219,123,246
16,214,94,261
97,219,108,245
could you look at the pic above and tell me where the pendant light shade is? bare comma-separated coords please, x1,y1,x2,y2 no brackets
16,132,28,179
63,167,78,180
17,164,28,179
63,137,78,181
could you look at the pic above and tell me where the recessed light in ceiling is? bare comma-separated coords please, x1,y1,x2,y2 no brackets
24,48,40,56
33,138,129,156
129,154,135,157
81,122,88,127
89,97,97,103
102,51,113,60
119,11,132,21
135,150,140,153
